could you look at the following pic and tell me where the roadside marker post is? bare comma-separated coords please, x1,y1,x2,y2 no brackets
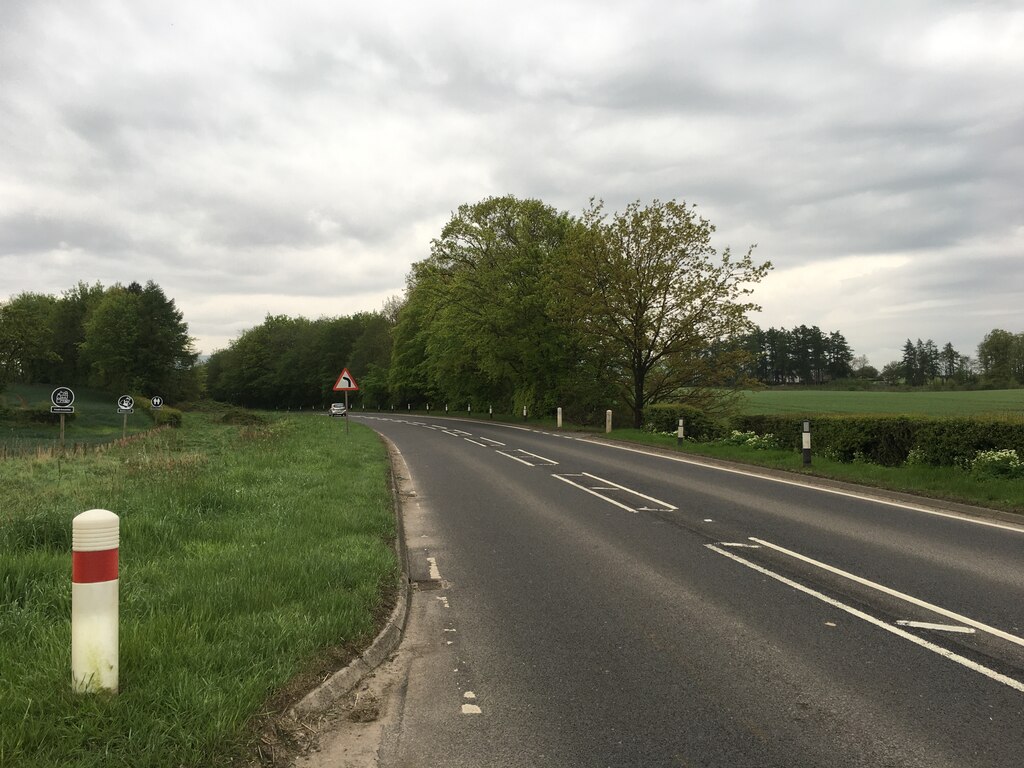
606,410,613,434
677,418,685,446
802,420,812,465
557,407,563,429
72,509,119,693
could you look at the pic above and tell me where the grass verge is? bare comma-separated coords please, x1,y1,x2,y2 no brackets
0,411,397,767
607,429,1024,515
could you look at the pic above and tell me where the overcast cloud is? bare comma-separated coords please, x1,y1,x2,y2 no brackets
2,1,1022,367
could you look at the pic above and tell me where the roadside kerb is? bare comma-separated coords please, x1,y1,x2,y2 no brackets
289,434,413,719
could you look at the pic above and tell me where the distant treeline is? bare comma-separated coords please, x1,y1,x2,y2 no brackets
4,198,1023,417
0,281,199,401
738,328,1024,389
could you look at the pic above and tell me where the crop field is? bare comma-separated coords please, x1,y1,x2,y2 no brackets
739,388,1024,418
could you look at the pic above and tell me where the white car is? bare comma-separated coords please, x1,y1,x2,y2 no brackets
329,403,347,417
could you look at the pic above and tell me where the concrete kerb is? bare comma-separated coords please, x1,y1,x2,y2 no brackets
289,434,413,720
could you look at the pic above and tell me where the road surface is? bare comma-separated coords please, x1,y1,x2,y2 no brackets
352,414,1024,767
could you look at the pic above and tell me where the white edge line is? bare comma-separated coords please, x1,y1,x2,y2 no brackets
705,544,1024,694
580,472,678,510
552,474,638,513
496,451,535,467
751,537,1024,649
586,440,1024,534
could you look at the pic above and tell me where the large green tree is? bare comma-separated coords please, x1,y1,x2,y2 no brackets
0,292,59,384
561,199,771,428
79,281,198,399
391,195,605,418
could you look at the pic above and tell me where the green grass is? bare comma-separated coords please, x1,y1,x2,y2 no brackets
609,428,1024,514
1,384,155,455
739,388,1024,417
0,411,397,767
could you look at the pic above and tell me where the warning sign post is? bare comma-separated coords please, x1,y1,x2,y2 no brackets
332,368,359,434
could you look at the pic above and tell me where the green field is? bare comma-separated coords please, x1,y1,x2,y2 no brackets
739,388,1024,417
0,411,396,767
1,384,154,454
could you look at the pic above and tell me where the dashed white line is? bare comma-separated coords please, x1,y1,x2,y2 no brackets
497,451,535,467
478,437,506,446
426,556,441,581
461,704,483,715
464,438,489,447
897,621,976,634
517,449,559,465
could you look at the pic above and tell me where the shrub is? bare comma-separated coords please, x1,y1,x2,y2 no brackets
970,449,1024,479
643,404,725,441
721,430,781,450
732,414,1024,467
153,406,183,428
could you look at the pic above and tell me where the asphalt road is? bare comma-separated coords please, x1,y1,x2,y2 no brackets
354,414,1024,767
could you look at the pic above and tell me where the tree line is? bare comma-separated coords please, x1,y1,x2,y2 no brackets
204,196,770,427
5,196,1022,416
0,281,199,400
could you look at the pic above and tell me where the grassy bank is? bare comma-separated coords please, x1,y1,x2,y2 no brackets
0,411,396,767
609,428,1024,514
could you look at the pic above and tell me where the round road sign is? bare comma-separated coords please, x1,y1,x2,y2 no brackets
51,387,75,407
151,395,164,408
118,395,135,410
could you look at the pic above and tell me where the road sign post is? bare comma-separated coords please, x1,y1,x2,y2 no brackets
51,387,75,448
332,368,359,435
117,396,134,439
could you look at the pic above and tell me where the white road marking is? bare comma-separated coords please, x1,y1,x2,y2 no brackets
443,430,462,437
463,691,477,699
578,472,677,510
587,440,1024,535
897,621,976,634
478,437,506,446
552,474,637,513
706,544,1024,694
718,542,762,548
497,451,535,467
464,438,489,447
703,519,714,522
437,596,450,608
426,557,441,581
751,537,1024,649
517,449,559,465
461,704,483,715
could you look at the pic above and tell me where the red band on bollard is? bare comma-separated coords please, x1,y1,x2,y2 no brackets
72,548,119,583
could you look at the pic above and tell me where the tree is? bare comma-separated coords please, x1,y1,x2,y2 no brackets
977,329,1023,387
78,281,198,399
562,199,771,428
0,292,59,384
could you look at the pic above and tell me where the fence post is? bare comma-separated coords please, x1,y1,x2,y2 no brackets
72,509,119,693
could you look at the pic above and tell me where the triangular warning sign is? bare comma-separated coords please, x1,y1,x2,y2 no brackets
333,368,359,391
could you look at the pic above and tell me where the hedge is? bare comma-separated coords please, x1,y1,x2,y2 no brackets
732,414,1024,467
643,404,726,441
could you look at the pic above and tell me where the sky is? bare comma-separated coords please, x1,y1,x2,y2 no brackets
2,1,1022,369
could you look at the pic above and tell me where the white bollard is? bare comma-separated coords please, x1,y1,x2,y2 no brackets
72,509,119,693
557,407,563,429
606,410,613,434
